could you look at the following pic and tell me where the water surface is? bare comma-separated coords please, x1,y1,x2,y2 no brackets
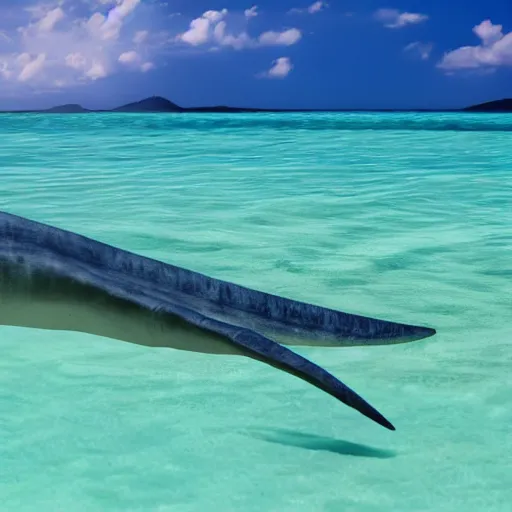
0,112,511,511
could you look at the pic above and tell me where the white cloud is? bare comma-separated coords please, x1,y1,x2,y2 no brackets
179,16,213,45
259,28,302,46
64,51,110,82
0,0,160,90
0,31,12,43
24,3,59,19
473,20,504,46
85,60,108,80
289,2,328,15
244,6,258,18
118,50,154,72
177,8,256,49
177,9,302,50
37,7,65,33
404,41,433,60
140,61,154,72
0,60,11,79
177,9,231,46
262,56,293,78
308,1,327,14
203,9,228,23
65,52,87,70
17,53,32,68
19,53,46,82
85,0,141,41
438,20,512,71
118,50,139,63
133,30,148,44
374,9,428,29
213,21,252,50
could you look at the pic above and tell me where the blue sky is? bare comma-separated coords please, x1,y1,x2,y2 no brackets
0,0,511,110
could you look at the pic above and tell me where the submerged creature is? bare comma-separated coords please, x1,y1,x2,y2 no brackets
0,211,436,430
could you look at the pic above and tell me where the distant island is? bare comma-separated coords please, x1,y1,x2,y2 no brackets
1,95,511,114
0,96,281,114
462,98,512,113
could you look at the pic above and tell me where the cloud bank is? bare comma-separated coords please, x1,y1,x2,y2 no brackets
0,2,303,91
0,0,155,90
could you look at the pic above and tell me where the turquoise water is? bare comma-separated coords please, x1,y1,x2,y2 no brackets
0,112,511,511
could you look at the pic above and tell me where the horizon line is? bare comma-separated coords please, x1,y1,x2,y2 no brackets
0,95,510,114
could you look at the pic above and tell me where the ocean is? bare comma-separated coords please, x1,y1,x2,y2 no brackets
0,112,510,511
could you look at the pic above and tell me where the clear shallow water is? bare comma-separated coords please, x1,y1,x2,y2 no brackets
0,112,511,511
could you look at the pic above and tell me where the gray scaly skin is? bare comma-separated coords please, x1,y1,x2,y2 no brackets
0,211,436,430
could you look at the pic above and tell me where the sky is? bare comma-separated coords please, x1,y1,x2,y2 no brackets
0,0,511,110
